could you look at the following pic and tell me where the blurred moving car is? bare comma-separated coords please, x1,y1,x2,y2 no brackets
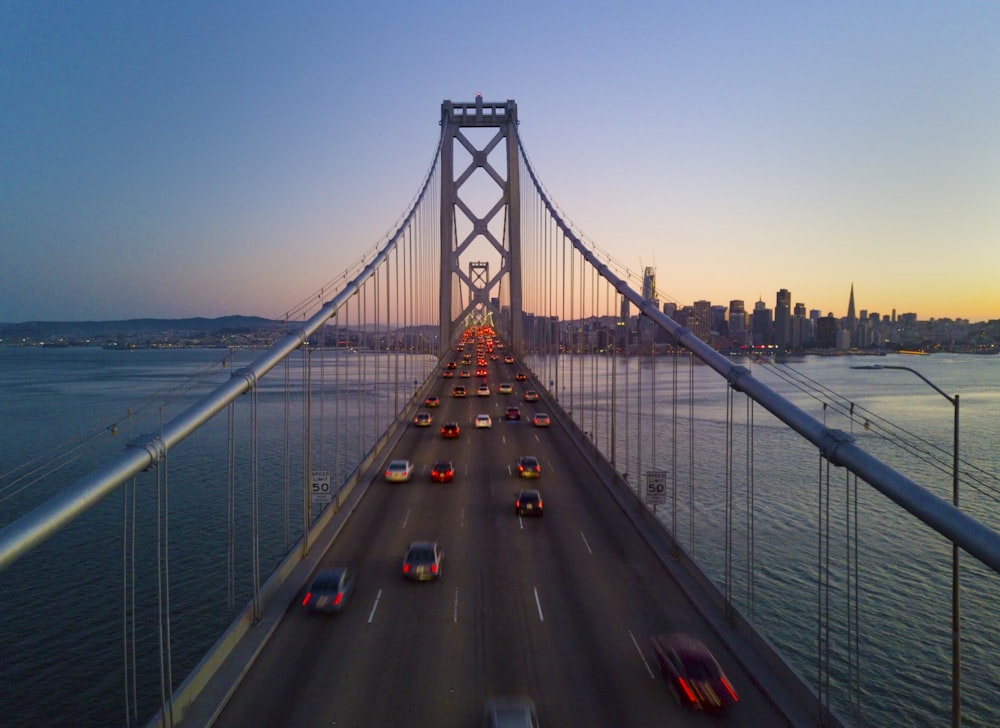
452,385,467,398
503,355,515,364
477,384,490,396
402,541,443,581
441,422,461,439
431,460,454,483
476,367,488,377
523,389,539,402
532,413,550,427
505,406,521,420
446,361,458,369
516,456,541,478
424,395,440,408
514,372,527,381
413,412,432,427
498,383,513,394
482,695,539,727
515,489,544,517
459,370,472,378
384,460,414,483
441,370,454,378
650,633,739,711
302,567,356,613
475,414,493,429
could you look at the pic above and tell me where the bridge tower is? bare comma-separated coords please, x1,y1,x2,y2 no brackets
439,97,523,355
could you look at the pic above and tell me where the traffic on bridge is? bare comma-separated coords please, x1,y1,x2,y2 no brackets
210,327,796,727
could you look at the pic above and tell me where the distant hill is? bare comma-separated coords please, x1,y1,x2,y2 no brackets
0,316,283,339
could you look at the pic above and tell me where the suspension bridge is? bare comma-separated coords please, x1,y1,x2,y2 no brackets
2,97,999,728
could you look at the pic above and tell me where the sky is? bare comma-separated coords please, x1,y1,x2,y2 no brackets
2,1,998,324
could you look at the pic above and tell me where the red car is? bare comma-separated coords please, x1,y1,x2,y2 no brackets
505,406,521,420
514,372,527,382
651,633,738,711
431,460,454,483
441,422,460,439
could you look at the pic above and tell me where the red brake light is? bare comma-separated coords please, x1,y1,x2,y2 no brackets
302,593,313,606
677,677,697,703
430,563,438,573
403,564,410,573
333,593,343,606
721,676,738,701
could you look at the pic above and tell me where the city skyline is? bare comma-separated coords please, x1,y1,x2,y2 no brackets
3,3,998,323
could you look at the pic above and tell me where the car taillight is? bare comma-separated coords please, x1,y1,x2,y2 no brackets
537,499,543,507
721,676,738,701
430,564,438,573
677,677,697,704
403,564,410,573
333,593,343,606
515,500,521,508
302,593,313,606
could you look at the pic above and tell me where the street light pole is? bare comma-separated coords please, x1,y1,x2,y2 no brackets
852,364,960,727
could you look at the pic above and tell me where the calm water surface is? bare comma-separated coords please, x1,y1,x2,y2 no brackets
1,348,998,726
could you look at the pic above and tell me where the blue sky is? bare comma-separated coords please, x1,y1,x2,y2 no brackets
2,1,998,323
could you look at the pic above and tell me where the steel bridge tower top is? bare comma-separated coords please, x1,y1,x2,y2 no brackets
438,96,523,356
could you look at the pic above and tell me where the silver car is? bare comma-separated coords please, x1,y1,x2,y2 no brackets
483,696,539,727
302,567,356,613
402,541,443,581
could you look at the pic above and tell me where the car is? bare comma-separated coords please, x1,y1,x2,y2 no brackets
301,567,356,613
441,370,454,378
532,413,551,427
516,456,541,478
402,541,443,581
424,395,440,408
498,383,513,394
477,384,490,396
505,406,521,420
514,489,544,517
523,389,539,402
431,460,454,482
482,696,539,728
650,633,739,711
384,459,414,483
452,385,467,397
446,361,458,369
476,367,488,377
514,372,527,381
475,413,493,429
413,412,432,427
504,356,515,364
459,370,471,378
441,422,460,439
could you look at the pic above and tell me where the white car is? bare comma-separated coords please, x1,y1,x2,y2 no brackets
477,384,490,396
384,459,414,483
475,414,493,429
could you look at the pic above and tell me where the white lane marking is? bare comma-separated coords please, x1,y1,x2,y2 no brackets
402,508,411,529
368,588,383,624
461,507,465,528
579,530,593,555
453,588,460,623
630,629,656,678
533,586,545,622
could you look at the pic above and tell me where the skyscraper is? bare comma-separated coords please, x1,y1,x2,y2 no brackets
775,288,792,349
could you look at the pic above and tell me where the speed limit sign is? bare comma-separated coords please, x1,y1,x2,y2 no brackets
645,471,667,506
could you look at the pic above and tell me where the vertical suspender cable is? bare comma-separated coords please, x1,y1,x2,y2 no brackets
637,314,643,502
725,384,735,621
282,357,290,552
688,351,695,554
747,394,756,621
227,401,237,606
251,376,261,622
671,347,679,555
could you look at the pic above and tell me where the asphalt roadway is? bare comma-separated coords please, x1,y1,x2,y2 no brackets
211,357,799,728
